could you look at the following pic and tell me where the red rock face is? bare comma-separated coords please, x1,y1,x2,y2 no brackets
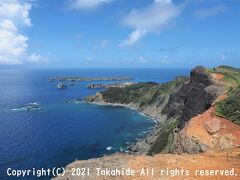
204,118,222,135
175,107,240,153
173,71,240,154
211,73,224,80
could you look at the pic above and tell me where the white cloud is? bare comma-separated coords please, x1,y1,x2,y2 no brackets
119,29,146,48
69,0,113,10
139,56,148,64
0,19,17,32
160,55,169,64
100,39,109,49
138,56,149,64
0,0,32,64
0,0,32,26
85,56,93,64
194,5,227,19
28,53,48,63
0,28,28,64
94,39,110,50
119,0,180,47
220,53,226,61
219,50,234,62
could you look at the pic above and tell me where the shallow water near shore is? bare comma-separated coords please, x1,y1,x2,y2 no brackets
0,68,189,179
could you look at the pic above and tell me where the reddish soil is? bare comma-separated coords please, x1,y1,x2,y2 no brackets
55,148,240,180
183,107,240,150
211,73,224,80
127,148,240,180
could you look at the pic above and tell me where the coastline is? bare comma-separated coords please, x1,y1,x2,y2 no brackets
83,100,161,154
84,101,160,124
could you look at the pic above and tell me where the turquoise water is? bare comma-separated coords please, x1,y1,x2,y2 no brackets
0,68,189,179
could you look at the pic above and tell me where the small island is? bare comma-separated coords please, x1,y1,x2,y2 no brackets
57,83,67,89
87,82,136,89
49,76,134,82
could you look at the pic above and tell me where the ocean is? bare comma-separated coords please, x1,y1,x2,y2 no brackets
0,68,189,179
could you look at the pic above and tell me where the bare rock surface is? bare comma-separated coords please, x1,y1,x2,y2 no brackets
174,107,240,154
54,149,240,180
204,118,222,135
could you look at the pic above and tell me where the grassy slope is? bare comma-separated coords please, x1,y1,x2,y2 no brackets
215,86,240,125
101,76,189,106
212,66,240,86
99,77,189,155
211,66,240,125
148,119,179,155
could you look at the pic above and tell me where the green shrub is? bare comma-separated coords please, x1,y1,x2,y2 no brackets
148,119,179,155
215,86,240,125
212,66,240,85
101,77,189,105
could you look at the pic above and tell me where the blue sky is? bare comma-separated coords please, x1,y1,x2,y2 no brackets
0,0,240,68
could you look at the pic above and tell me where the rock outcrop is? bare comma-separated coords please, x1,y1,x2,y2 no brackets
163,66,224,128
57,83,67,89
86,66,227,154
174,106,240,154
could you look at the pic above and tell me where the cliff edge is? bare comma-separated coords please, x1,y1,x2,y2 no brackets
85,66,239,154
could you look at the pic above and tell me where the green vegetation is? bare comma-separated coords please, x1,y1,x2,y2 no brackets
212,65,240,85
99,76,188,155
210,66,240,125
215,86,240,125
49,76,133,82
148,119,179,155
101,76,189,106
101,82,157,104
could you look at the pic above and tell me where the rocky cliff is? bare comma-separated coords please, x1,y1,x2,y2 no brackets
85,66,228,154
163,66,223,128
86,78,188,121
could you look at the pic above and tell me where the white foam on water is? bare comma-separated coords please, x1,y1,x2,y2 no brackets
11,107,27,111
106,146,112,151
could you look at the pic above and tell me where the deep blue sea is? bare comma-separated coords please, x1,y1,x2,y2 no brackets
0,68,189,179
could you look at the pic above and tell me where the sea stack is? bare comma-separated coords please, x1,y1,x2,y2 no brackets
57,83,67,89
